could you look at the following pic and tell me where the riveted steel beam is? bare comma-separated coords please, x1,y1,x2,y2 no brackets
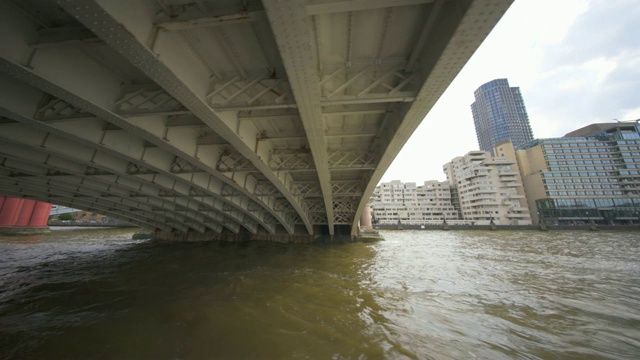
126,162,156,175
285,212,302,225
310,213,328,224
0,58,284,234
306,0,435,15
321,105,387,117
320,66,418,102
274,199,295,212
263,0,335,234
333,212,353,224
155,11,263,31
217,150,257,172
303,198,326,213
292,182,323,197
0,0,512,236
209,76,295,111
333,198,358,213
196,132,228,146
351,0,514,235
0,106,250,234
166,115,205,128
0,143,225,233
0,74,249,231
253,182,280,196
0,168,183,232
328,150,377,170
238,109,300,121
268,149,313,172
55,0,311,234
332,181,363,196
169,156,203,174
35,94,93,121
30,26,102,49
115,85,189,117
0,184,170,230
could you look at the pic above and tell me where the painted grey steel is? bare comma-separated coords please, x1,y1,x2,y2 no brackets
0,0,512,236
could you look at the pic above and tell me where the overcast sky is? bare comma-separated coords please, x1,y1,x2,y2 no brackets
380,0,640,183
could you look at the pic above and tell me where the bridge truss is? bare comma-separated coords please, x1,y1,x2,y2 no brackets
0,0,511,237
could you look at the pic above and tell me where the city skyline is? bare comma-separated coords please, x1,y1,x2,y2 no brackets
381,0,640,183
373,121,640,227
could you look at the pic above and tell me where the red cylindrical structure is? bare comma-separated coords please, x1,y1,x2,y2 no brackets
28,202,53,228
0,195,5,210
13,199,25,226
360,202,372,227
0,197,24,227
15,199,37,227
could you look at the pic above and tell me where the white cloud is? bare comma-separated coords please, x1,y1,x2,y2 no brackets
622,107,640,122
381,0,638,183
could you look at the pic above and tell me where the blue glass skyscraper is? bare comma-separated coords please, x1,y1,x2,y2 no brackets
471,79,534,153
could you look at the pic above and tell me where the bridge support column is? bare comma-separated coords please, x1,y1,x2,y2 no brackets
15,199,37,227
0,196,23,227
0,196,52,235
29,202,53,228
360,203,372,227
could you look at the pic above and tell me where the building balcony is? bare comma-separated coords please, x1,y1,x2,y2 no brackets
462,174,489,180
464,196,498,202
506,194,526,199
483,159,515,165
464,191,499,198
507,212,531,219
499,170,520,175
465,202,501,208
467,199,499,204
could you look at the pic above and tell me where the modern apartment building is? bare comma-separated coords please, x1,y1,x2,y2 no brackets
371,180,460,225
471,78,534,153
443,143,532,225
516,122,640,225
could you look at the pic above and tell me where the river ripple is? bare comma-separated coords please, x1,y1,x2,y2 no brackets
1,228,639,359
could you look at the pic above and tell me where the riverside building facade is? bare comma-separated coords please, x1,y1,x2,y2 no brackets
371,180,460,225
443,143,532,225
516,122,640,225
471,78,534,154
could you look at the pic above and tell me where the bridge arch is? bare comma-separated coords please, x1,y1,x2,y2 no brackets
0,0,511,237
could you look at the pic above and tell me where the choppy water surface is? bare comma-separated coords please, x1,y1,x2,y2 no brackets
1,228,639,359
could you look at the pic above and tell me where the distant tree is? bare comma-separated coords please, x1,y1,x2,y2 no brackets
58,213,73,221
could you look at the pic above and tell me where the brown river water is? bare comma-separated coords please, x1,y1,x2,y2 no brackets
1,227,639,359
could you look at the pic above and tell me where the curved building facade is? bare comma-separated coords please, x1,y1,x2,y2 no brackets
471,79,534,154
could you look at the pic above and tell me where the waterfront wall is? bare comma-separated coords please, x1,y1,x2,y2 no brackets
374,224,640,231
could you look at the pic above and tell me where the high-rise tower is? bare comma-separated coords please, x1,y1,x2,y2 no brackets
471,78,534,153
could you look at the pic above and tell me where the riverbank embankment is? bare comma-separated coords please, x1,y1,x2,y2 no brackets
374,224,640,231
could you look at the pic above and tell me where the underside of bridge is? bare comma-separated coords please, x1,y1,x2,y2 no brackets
0,0,511,240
